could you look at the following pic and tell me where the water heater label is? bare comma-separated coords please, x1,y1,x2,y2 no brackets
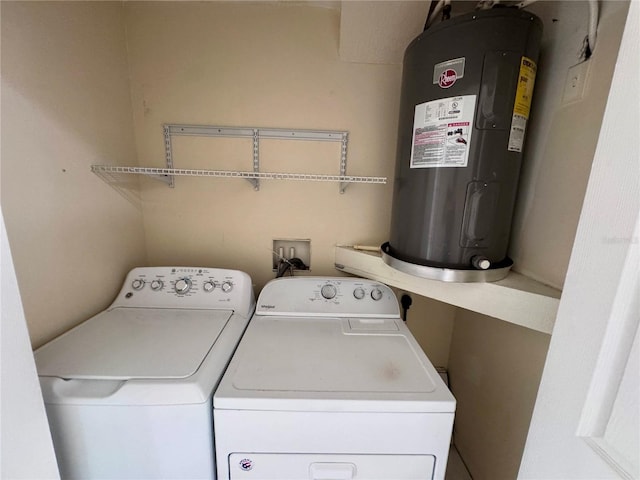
410,95,476,169
508,56,537,152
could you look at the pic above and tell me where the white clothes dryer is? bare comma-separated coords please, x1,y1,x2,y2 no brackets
34,266,255,480
214,276,455,480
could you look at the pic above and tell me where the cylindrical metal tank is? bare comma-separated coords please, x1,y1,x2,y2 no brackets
386,8,542,279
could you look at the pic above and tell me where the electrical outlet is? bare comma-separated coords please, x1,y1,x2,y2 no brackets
272,239,311,271
563,60,590,104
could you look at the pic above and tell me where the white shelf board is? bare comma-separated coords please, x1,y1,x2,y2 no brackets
335,246,561,334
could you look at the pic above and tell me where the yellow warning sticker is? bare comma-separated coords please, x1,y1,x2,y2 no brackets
513,56,537,119
509,57,537,152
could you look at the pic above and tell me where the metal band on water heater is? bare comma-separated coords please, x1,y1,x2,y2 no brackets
386,8,542,282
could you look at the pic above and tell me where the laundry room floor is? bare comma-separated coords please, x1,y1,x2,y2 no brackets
446,445,473,480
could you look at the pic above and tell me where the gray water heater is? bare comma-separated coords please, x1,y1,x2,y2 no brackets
384,7,542,282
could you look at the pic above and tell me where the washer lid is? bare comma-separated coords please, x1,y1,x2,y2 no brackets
229,316,436,394
35,308,233,380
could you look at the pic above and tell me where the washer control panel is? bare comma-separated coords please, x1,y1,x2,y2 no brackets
126,268,235,296
256,277,399,317
109,267,254,315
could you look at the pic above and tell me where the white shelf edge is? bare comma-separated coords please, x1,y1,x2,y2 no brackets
335,246,560,335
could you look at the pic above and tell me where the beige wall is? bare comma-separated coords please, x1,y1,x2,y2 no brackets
1,0,455,362
123,1,455,361
125,2,455,366
510,0,630,290
448,310,551,480
1,2,147,348
124,2,399,291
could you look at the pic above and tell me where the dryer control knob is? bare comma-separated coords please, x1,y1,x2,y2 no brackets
203,281,216,292
371,288,383,301
221,281,233,293
353,287,365,300
321,284,337,299
150,280,164,291
174,278,192,294
131,279,145,290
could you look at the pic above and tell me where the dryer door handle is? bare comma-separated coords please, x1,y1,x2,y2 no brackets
309,462,356,480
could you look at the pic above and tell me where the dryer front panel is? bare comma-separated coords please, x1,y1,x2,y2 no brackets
227,453,435,479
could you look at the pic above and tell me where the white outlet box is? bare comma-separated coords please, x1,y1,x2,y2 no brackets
272,239,311,271
563,60,590,104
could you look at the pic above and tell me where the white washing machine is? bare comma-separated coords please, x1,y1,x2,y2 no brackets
214,277,456,480
34,266,255,479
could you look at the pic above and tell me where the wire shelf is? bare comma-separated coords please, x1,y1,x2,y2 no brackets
92,125,387,193
91,165,387,184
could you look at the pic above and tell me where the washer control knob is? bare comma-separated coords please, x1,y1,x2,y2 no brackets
353,287,365,300
203,281,216,293
150,280,164,291
321,284,337,300
221,281,233,293
131,279,144,290
371,288,383,301
174,278,192,294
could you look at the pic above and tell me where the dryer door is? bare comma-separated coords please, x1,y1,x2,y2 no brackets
228,453,435,479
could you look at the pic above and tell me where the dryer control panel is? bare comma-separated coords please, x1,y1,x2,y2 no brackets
110,267,255,316
256,277,399,318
